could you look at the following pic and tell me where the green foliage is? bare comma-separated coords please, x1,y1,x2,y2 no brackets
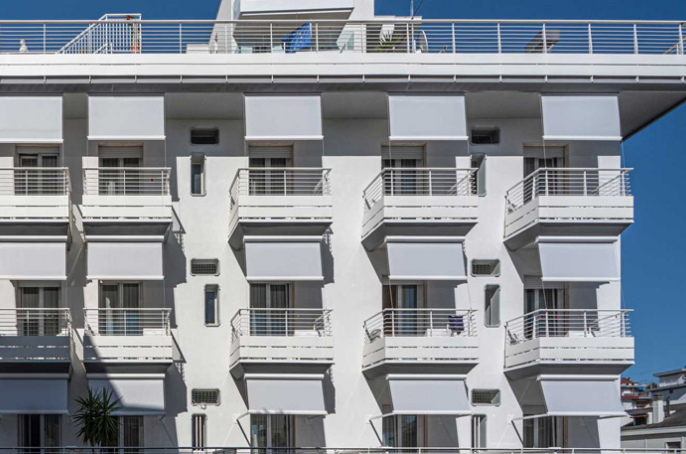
374,31,402,53
73,388,122,447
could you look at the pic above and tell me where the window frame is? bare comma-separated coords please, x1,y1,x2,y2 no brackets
190,154,206,196
204,285,220,327
484,284,501,328
470,127,500,145
471,414,487,449
17,414,61,449
190,127,220,146
192,414,207,449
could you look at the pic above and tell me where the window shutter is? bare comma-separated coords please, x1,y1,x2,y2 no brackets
381,145,425,161
523,145,566,159
99,145,144,159
523,276,565,290
248,146,293,159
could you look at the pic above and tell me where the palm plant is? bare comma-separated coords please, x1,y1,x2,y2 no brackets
73,388,122,448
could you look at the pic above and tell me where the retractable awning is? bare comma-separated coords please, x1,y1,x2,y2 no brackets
244,95,323,141
244,236,323,282
0,96,63,143
0,240,67,280
537,237,619,282
387,374,471,415
245,374,327,415
388,95,468,141
89,375,166,415
533,376,625,418
87,239,164,280
88,96,166,141
541,95,621,141
0,375,69,414
386,237,467,281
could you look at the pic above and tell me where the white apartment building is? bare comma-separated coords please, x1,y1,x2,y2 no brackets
0,0,682,450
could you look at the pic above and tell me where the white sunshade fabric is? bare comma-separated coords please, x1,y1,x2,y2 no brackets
87,241,164,280
537,238,619,282
0,96,63,143
0,242,66,280
89,376,165,415
0,377,69,414
541,95,622,141
388,375,471,415
539,377,625,417
386,238,467,281
88,96,166,140
244,238,323,281
388,95,468,141
244,95,323,141
245,374,327,415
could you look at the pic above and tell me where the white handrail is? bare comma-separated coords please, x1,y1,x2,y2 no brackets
230,168,331,209
83,167,171,196
230,308,333,342
363,308,478,343
0,167,70,196
0,308,71,336
84,308,171,336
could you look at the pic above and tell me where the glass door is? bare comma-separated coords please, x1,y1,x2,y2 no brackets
250,284,290,336
18,287,60,336
100,283,141,335
524,288,565,339
383,157,422,195
100,155,142,195
17,153,59,195
249,157,291,195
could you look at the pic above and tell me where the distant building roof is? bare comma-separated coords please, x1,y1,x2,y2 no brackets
654,367,686,378
623,404,686,432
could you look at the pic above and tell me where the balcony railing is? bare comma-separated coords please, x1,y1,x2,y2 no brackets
230,168,331,207
363,168,476,213
1,19,685,56
83,168,171,196
0,309,71,362
505,309,632,346
363,309,477,343
505,168,632,213
84,308,171,336
231,308,333,342
0,168,70,196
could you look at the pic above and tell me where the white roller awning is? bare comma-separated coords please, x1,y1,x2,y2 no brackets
0,241,67,280
244,237,323,282
89,375,166,415
386,238,467,281
388,375,471,415
88,96,166,140
87,241,164,280
0,97,63,143
541,95,622,141
388,95,468,141
539,376,625,417
538,237,619,282
0,376,69,414
245,374,327,415
244,95,323,141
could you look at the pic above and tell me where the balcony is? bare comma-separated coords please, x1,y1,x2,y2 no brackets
362,309,478,376
504,168,633,249
0,168,71,224
504,309,634,377
362,168,477,250
229,308,334,376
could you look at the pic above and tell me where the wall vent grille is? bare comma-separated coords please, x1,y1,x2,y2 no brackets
191,259,220,276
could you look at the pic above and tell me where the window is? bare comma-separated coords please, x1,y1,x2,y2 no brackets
192,414,206,449
17,286,61,336
471,154,487,196
666,442,682,450
204,285,219,327
191,259,219,276
191,154,205,196
484,285,501,327
192,389,220,406
382,284,424,336
472,389,501,406
16,146,61,195
472,259,500,276
250,283,291,336
121,416,144,450
523,417,563,449
18,414,61,449
382,415,424,448
99,283,142,336
471,128,500,145
250,415,293,448
191,128,219,145
471,415,487,448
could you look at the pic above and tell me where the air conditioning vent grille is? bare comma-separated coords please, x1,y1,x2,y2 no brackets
191,259,219,276
472,259,500,276
191,128,219,145
192,389,220,406
471,128,500,145
472,389,500,405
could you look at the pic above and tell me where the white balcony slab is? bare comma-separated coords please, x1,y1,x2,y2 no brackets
81,195,173,221
0,336,71,362
362,336,479,371
0,195,70,221
84,335,173,363
230,335,335,368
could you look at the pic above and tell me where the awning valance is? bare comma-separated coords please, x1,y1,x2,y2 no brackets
541,95,621,141
538,376,625,417
87,241,164,280
245,374,327,415
388,374,471,415
388,95,468,141
386,237,467,281
88,96,166,141
538,237,619,282
244,237,323,282
0,241,67,280
0,96,63,143
89,375,166,415
244,95,323,141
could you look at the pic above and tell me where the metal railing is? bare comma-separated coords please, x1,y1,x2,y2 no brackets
505,309,632,346
363,309,478,343
363,168,476,212
505,168,632,213
83,168,171,196
1,19,686,56
0,308,71,337
1,449,686,454
84,308,171,336
231,308,333,341
230,168,331,207
0,168,70,196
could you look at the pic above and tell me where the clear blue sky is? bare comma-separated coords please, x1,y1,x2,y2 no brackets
6,0,685,382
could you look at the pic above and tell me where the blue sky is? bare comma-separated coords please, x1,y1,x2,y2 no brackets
6,0,685,382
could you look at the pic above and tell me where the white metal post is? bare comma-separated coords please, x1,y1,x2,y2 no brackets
542,23,547,54
497,23,502,53
588,23,594,54
452,23,456,53
633,23,639,54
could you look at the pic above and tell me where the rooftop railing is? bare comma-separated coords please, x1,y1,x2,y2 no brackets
231,308,333,342
1,19,685,56
363,309,477,344
505,309,632,346
0,168,70,196
505,168,632,213
0,449,685,454
83,168,171,196
229,168,332,209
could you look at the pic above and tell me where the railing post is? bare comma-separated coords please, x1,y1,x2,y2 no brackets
428,169,433,196
545,312,549,337
621,170,626,196
545,170,549,196
270,23,274,52
583,311,588,336
391,311,395,336
497,23,502,53
588,23,593,54
542,23,547,54
43,23,47,54
633,23,639,54
315,23,319,52
452,22,456,54
406,23,411,53
429,310,433,333
583,169,588,196
621,311,626,337
679,24,684,55
390,170,394,196
179,23,183,54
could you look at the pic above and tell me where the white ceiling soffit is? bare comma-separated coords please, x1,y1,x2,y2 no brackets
165,93,244,120
466,92,541,120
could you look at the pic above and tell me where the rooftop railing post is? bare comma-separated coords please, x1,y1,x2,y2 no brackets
542,23,547,54
43,23,47,54
679,23,684,55
315,23,319,52
452,22,456,54
633,23,639,54
588,23,593,54
179,23,183,54
270,23,273,52
497,23,502,53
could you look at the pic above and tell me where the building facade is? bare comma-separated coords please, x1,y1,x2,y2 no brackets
0,0,683,450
